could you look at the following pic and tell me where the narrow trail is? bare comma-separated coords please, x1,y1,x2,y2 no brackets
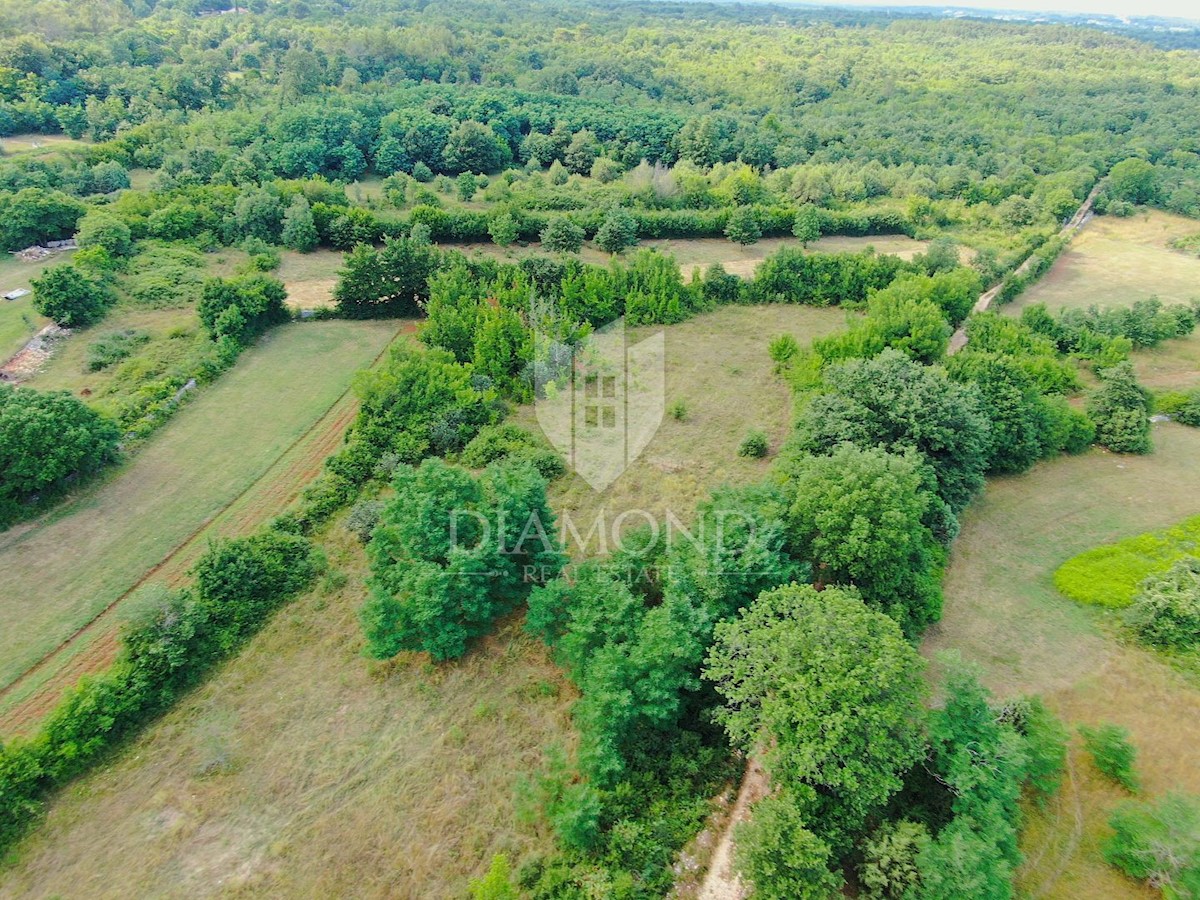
694,758,768,900
947,182,1103,355
0,322,413,737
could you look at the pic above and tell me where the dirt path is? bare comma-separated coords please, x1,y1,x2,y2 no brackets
692,757,769,900
0,323,68,381
947,184,1103,355
0,322,413,737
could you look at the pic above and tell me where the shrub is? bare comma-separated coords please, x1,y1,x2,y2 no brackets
1079,723,1140,792
738,429,769,458
859,820,930,900
346,498,386,543
594,207,639,254
1104,793,1200,895
1088,362,1152,454
1129,557,1200,651
31,264,113,327
1055,515,1200,608
76,210,133,258
1160,388,1200,427
768,334,800,370
669,399,688,422
470,854,518,899
487,211,520,247
459,423,565,480
85,329,150,372
725,206,762,245
540,217,585,253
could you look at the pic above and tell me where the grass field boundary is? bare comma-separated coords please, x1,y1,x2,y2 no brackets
0,321,412,734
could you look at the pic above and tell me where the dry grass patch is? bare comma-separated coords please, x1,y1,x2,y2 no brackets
0,134,87,158
512,304,848,553
278,249,345,310
1134,328,1200,393
1009,210,1200,314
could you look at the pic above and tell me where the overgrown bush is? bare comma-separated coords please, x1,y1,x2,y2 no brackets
1104,793,1200,896
85,329,150,372
1080,722,1140,792
1129,557,1200,651
459,423,565,480
738,429,769,458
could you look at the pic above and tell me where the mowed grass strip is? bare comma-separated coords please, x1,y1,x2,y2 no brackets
1008,209,1200,314
0,319,400,692
1054,515,1200,609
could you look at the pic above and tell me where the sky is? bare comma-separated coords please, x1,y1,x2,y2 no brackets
806,0,1200,21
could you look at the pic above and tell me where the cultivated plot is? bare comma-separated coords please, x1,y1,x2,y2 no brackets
0,320,400,700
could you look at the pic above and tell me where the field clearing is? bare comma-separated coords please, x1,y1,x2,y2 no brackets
924,422,1200,898
0,304,844,897
1134,327,1200,393
278,249,344,310
512,304,849,552
0,134,86,158
1008,210,1200,314
444,233,930,279
0,320,401,704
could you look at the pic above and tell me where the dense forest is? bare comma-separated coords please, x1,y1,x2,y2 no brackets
1,0,1199,897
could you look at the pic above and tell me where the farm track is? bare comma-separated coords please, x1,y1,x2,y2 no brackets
0,322,413,737
947,183,1102,355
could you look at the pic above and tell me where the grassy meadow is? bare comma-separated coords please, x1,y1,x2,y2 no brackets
0,303,845,897
0,320,401,707
926,427,1200,900
514,303,849,553
1008,210,1200,314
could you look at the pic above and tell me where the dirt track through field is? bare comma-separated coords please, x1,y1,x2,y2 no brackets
947,183,1102,355
0,323,412,737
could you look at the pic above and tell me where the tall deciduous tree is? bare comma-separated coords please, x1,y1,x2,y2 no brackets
794,348,991,514
334,235,440,318
0,384,120,527
784,444,943,635
706,584,927,853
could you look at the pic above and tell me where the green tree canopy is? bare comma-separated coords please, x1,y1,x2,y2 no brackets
31,264,112,327
706,584,927,852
